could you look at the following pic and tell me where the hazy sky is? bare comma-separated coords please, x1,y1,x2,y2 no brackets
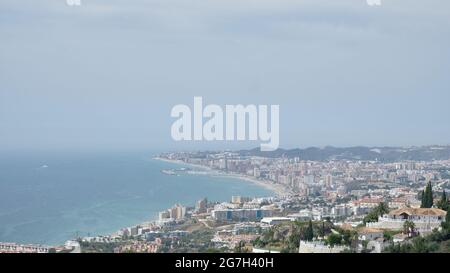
1,0,450,152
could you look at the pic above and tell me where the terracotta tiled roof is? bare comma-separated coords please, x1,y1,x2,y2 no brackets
389,208,447,217
357,227,384,234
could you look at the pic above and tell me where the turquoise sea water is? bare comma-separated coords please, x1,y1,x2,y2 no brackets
0,152,272,245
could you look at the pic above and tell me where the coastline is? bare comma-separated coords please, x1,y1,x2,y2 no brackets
102,157,290,240
101,156,289,241
153,157,291,196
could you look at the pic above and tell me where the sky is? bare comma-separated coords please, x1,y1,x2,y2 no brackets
1,0,450,152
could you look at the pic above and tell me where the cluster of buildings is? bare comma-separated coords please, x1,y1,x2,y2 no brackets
114,238,162,253
156,151,449,253
22,151,444,253
161,152,449,201
74,189,446,253
211,196,277,222
158,204,187,222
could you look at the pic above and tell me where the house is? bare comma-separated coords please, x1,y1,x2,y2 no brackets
367,208,447,233
357,228,386,253
357,227,384,241
366,238,387,253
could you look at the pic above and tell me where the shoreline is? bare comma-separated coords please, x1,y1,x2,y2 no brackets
153,157,292,197
2,157,287,247
103,157,291,240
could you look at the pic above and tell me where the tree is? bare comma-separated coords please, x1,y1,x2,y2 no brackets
326,233,342,247
363,202,389,224
234,241,248,253
342,230,356,246
403,220,416,238
427,182,434,207
318,221,326,237
304,220,314,241
421,190,426,208
437,191,448,211
383,231,393,242
378,202,389,216
442,206,450,231
411,237,438,253
421,182,434,208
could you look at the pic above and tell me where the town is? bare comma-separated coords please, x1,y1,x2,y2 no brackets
2,146,450,253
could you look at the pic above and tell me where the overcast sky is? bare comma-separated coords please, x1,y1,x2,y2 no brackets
1,0,450,152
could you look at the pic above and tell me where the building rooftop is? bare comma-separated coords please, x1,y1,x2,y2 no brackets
357,227,384,234
388,208,447,217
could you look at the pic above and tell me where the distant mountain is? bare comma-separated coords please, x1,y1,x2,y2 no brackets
237,146,450,162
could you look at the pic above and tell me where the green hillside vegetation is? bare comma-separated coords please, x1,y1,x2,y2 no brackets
252,220,356,253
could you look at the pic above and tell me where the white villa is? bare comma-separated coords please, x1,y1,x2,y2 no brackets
367,208,447,233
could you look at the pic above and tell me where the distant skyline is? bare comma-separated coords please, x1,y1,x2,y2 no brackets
1,0,450,152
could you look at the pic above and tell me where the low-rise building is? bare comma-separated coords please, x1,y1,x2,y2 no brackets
366,238,387,253
261,217,293,226
212,208,274,221
357,227,384,241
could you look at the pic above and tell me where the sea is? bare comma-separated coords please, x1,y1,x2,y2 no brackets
0,151,273,245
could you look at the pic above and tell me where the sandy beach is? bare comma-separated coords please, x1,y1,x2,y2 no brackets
154,157,292,196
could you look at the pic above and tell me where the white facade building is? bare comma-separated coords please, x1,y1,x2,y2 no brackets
367,208,447,233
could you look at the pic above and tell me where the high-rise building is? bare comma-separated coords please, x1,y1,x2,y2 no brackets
195,198,208,213
158,210,170,220
167,204,186,220
325,175,333,188
231,196,252,204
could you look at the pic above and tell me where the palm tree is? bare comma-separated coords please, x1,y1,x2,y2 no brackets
403,220,416,238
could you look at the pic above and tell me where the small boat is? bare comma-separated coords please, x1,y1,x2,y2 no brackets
161,169,176,175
